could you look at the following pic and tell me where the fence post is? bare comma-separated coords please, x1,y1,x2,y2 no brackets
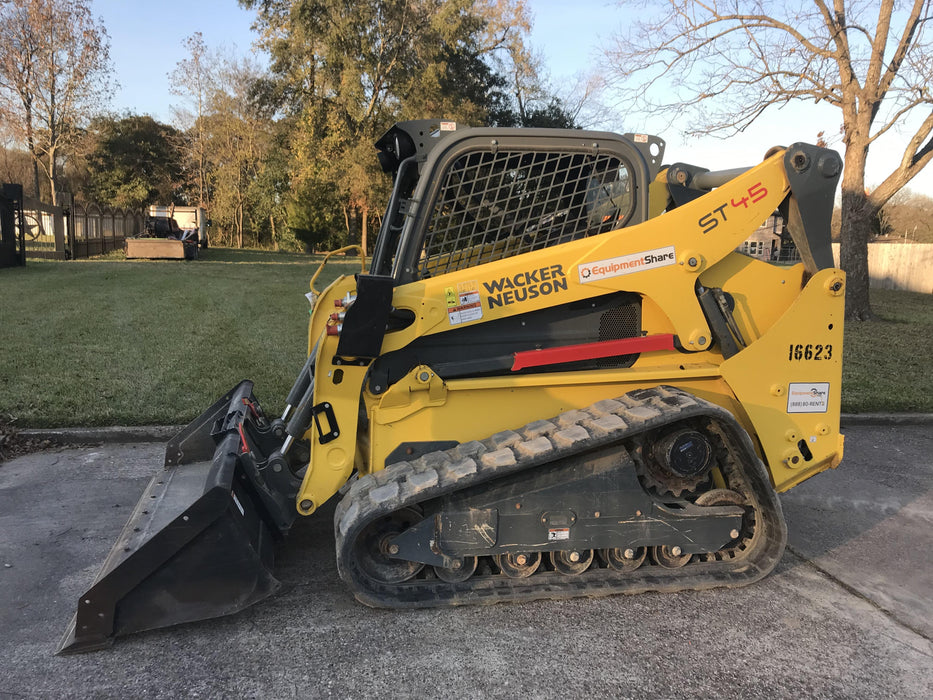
54,206,66,258
1,183,27,268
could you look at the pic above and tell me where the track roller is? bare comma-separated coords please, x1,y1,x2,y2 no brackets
600,546,647,572
433,556,478,583
550,549,594,575
496,552,541,578
651,544,692,569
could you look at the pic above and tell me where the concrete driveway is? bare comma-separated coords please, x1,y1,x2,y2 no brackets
1,424,930,699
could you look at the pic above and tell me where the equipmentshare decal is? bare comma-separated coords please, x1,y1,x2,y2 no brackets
578,246,676,283
787,382,830,413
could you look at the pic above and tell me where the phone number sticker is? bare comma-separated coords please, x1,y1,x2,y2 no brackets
787,382,830,414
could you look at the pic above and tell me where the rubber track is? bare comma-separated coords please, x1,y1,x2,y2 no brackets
334,386,787,608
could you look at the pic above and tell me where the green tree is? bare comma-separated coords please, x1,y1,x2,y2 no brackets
83,114,185,210
204,56,272,248
171,37,294,250
251,121,301,251
477,0,574,127
605,0,933,321
242,0,565,253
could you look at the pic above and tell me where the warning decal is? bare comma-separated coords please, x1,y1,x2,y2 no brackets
548,527,571,542
447,281,483,325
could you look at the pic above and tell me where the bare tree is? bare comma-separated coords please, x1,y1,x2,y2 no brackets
170,33,216,208
207,55,271,249
605,0,933,321
0,141,35,187
553,72,614,130
0,0,112,205
878,188,933,242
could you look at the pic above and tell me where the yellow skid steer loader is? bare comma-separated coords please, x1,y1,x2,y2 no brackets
60,120,844,653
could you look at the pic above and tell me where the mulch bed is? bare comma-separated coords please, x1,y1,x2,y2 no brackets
0,416,55,463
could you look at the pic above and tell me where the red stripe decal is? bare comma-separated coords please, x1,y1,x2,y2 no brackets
511,334,676,371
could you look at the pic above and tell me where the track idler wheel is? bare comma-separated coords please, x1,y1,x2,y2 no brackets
600,546,647,572
433,556,478,583
355,508,424,584
496,552,542,578
695,488,745,513
694,488,747,551
550,549,594,575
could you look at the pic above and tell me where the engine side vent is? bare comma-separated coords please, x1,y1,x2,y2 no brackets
597,302,642,367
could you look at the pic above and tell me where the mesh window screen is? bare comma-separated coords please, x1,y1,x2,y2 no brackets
420,149,633,278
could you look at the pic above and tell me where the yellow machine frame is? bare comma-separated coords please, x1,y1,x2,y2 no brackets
295,148,845,515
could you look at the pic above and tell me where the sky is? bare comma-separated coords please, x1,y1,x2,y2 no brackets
91,0,933,196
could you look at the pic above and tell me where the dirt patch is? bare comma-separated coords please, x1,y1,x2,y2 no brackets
0,416,55,463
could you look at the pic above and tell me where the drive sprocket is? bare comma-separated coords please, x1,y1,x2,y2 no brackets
635,425,715,497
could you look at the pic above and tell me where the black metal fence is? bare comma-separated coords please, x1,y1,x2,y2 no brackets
70,203,144,258
19,194,67,259
5,186,145,260
0,184,26,268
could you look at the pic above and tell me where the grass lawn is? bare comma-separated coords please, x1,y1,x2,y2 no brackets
0,249,929,427
842,287,933,413
0,248,362,427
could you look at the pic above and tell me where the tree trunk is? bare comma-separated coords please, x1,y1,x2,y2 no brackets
31,157,41,200
48,147,58,206
25,108,41,199
838,146,876,321
270,214,278,251
361,205,368,257
839,193,874,321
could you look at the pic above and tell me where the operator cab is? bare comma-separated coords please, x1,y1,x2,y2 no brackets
369,120,665,285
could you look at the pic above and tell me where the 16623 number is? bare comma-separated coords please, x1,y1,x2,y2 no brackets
788,343,833,361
